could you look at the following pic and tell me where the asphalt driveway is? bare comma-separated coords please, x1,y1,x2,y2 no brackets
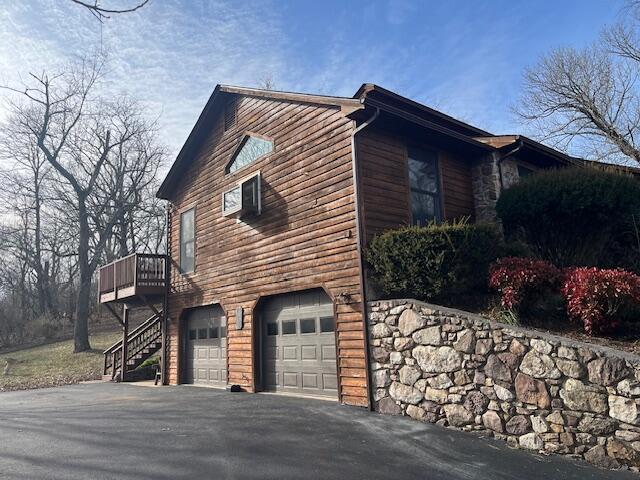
0,383,634,480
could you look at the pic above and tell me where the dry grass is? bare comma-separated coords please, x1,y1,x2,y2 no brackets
0,331,121,392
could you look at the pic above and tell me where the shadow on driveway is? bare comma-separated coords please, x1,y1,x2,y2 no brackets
0,383,634,480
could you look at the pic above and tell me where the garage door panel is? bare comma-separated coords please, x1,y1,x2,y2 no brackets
302,373,318,388
196,347,208,360
262,290,337,398
184,306,227,388
283,372,298,387
322,374,338,391
283,346,297,360
321,345,336,361
301,345,317,360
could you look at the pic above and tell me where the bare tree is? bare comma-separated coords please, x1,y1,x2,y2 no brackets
517,2,640,164
70,0,149,22
1,56,166,352
0,129,56,319
257,74,277,91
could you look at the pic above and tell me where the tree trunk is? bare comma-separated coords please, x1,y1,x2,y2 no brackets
33,176,48,317
74,198,92,353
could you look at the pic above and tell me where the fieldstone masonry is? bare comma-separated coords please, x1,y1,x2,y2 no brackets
470,154,535,223
368,299,640,472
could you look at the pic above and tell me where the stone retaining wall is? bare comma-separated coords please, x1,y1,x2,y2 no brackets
368,299,640,471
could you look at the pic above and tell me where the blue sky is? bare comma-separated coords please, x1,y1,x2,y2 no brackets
0,0,623,156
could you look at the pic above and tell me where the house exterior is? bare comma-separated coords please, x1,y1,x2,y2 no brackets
142,84,575,408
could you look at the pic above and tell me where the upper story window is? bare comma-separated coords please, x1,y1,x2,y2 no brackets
408,146,442,226
517,164,535,178
180,208,195,273
226,134,273,174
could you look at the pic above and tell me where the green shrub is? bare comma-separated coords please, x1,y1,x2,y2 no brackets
496,167,640,271
137,356,159,369
366,220,503,302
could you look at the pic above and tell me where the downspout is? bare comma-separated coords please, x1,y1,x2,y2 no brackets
350,105,380,411
497,139,524,191
161,204,171,385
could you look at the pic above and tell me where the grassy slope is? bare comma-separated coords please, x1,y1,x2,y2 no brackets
0,331,122,392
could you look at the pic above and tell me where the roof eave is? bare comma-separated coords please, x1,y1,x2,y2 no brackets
355,83,493,137
361,96,495,152
156,85,223,200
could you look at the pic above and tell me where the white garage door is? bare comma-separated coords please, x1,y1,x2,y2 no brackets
261,290,337,398
184,305,227,387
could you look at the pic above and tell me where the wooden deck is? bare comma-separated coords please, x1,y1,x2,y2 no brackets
98,253,167,304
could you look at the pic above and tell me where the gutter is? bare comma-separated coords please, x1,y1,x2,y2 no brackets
350,106,380,411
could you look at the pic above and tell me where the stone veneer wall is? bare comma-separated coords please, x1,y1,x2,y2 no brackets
470,154,500,223
470,154,537,223
368,299,640,471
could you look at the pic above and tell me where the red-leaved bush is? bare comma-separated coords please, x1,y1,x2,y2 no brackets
562,267,640,335
489,257,562,311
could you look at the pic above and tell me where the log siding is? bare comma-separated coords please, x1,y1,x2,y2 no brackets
165,95,368,406
357,128,475,244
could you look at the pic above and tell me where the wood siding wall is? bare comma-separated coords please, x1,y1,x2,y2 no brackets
439,151,475,221
357,129,410,242
357,128,475,244
165,95,369,407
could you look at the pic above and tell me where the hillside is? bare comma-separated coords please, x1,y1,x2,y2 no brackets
0,331,122,392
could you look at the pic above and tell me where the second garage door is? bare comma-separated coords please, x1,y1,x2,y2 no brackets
261,290,337,398
184,305,227,387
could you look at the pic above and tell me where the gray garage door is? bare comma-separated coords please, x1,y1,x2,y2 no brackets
261,290,337,398
184,305,227,387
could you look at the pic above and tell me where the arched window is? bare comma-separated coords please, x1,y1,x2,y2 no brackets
226,134,273,174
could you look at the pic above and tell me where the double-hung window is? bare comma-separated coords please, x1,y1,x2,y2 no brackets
180,208,195,273
408,146,442,225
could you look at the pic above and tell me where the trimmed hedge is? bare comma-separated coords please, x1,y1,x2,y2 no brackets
496,167,640,271
366,220,502,301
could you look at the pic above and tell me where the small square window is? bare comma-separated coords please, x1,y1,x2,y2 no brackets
188,329,197,340
300,318,316,334
282,320,296,335
320,317,335,333
266,322,278,336
223,186,241,214
517,165,535,178
209,327,219,339
197,328,207,339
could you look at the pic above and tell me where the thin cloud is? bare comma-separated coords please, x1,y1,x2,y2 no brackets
0,0,290,155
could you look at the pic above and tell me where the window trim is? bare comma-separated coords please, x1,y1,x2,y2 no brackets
225,132,274,176
179,206,196,274
406,145,444,225
222,170,262,217
222,184,243,217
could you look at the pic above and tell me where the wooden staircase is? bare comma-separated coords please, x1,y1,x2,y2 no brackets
103,311,163,380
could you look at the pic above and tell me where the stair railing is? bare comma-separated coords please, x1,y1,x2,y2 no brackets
103,311,163,377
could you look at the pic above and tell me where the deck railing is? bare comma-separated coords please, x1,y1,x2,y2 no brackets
98,253,166,302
